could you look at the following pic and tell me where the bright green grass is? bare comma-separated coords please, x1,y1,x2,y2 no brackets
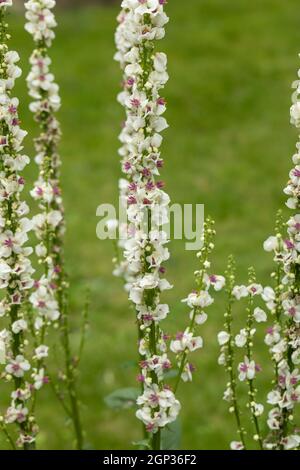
0,0,299,449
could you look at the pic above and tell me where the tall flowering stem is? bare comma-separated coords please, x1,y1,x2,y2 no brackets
260,55,300,450
0,0,38,449
218,256,247,450
219,270,266,449
25,0,84,450
171,218,225,392
114,1,181,450
242,268,264,449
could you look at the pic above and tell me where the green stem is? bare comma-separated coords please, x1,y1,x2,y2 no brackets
61,304,84,450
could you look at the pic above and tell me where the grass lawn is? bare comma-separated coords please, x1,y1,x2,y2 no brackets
1,0,300,449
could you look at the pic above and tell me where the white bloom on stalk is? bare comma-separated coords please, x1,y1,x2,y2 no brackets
238,356,257,382
217,331,230,346
235,329,247,348
253,307,267,323
0,1,38,447
25,0,64,367
232,285,248,300
170,329,203,354
174,220,223,385
114,1,178,438
261,57,300,445
6,355,31,378
263,236,278,252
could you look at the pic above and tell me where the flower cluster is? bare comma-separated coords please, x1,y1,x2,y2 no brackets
25,0,84,451
258,59,300,449
218,56,300,450
114,2,180,446
172,218,225,386
0,1,37,448
25,0,64,350
218,261,267,450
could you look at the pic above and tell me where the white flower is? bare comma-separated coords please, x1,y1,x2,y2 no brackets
230,441,244,450
170,330,203,354
5,355,30,378
292,349,300,365
253,307,267,323
238,356,256,381
253,403,264,417
235,329,247,348
282,298,300,322
232,285,248,300
265,325,281,346
0,1,12,8
291,101,300,127
0,338,6,364
34,345,49,360
267,390,282,406
33,368,46,390
248,283,263,296
267,408,281,430
282,435,300,450
217,331,230,346
206,274,225,291
5,405,28,424
193,312,208,325
261,286,276,311
218,352,226,366
183,290,213,309
263,236,278,252
105,219,119,237
11,319,27,334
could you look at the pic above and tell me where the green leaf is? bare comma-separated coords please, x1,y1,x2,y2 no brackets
161,419,181,450
104,387,140,410
163,369,179,380
132,439,151,450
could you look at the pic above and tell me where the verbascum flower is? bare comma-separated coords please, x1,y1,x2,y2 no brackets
114,2,179,449
25,0,84,450
261,58,300,449
0,1,37,449
25,0,64,337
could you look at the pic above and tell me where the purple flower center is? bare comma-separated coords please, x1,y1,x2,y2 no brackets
130,98,140,108
4,238,13,248
157,97,166,106
124,162,131,171
149,393,159,404
143,198,152,205
289,307,296,317
239,363,248,373
285,239,295,250
128,195,137,205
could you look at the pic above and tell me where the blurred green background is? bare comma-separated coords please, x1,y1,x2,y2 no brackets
1,0,299,450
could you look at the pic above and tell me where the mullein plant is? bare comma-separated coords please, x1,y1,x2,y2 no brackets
114,1,179,451
0,0,39,449
25,0,86,450
171,218,225,393
218,56,300,451
113,1,224,450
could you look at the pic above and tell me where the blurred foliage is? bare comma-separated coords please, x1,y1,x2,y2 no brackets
0,0,300,450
